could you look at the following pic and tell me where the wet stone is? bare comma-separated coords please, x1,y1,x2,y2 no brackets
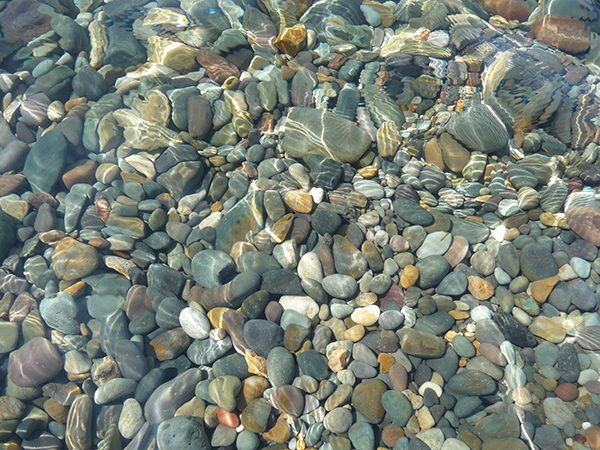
520,243,559,281
243,320,284,358
8,337,62,387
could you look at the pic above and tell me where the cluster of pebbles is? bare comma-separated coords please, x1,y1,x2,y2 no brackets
3,0,600,450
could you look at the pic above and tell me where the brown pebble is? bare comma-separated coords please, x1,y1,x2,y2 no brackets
389,363,408,391
0,174,26,197
554,383,579,402
62,159,98,190
27,192,59,209
265,301,283,323
44,398,69,423
382,423,404,448
587,426,600,450
125,285,152,321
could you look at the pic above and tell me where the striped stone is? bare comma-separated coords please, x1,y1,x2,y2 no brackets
576,325,600,351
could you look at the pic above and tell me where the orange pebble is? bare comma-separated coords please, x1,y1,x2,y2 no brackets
216,406,240,428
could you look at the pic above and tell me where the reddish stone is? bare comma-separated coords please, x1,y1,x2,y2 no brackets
8,337,62,387
187,95,212,140
28,192,59,210
566,205,600,247
328,54,348,70
554,382,579,402
0,174,27,197
485,0,530,22
20,93,50,127
8,292,37,323
382,424,404,448
379,282,405,308
587,380,600,394
62,159,97,190
0,0,52,42
568,177,583,194
265,301,283,323
196,50,240,84
531,15,590,54
565,66,589,85
125,285,152,321
216,406,240,428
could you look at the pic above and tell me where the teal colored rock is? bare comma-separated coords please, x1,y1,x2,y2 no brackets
446,370,497,396
348,422,374,450
381,390,412,427
156,415,210,450
23,130,68,193
215,190,264,252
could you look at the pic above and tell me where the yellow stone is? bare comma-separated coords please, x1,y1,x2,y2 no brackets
284,190,313,213
377,121,402,159
378,353,395,373
424,137,445,171
355,293,378,307
0,194,29,221
64,281,87,298
274,23,306,56
131,89,171,127
52,237,99,281
144,7,189,26
207,307,233,329
268,213,294,243
504,228,521,241
264,414,293,443
344,324,365,342
175,397,205,418
540,212,568,229
512,385,532,405
358,166,378,178
530,275,560,303
401,265,419,289
245,349,269,378
448,310,470,320
147,36,199,73
232,110,253,138
89,19,108,69
467,276,494,300
347,191,368,208
529,316,566,343
328,349,348,372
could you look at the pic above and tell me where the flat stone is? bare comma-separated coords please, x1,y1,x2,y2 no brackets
23,130,68,193
520,243,559,281
283,107,371,164
543,397,575,428
393,198,434,226
446,370,497,396
39,292,79,335
400,329,445,358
